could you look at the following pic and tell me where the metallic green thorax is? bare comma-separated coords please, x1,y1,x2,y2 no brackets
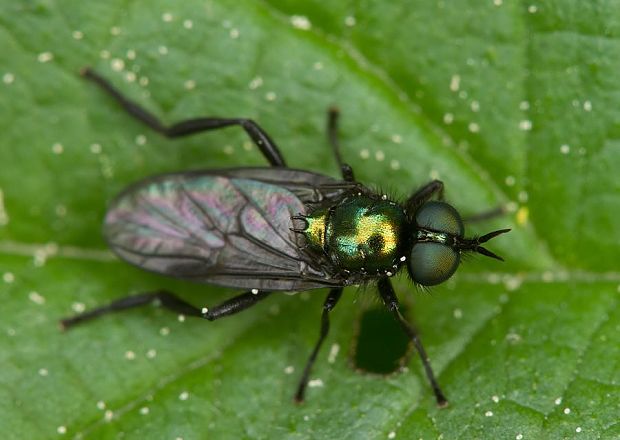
303,195,407,273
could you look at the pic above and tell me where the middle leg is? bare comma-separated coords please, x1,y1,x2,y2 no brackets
377,277,448,407
294,287,344,402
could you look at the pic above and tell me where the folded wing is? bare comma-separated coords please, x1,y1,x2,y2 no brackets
104,168,354,291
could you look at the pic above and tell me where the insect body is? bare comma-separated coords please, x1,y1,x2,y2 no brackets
298,193,407,276
62,68,510,407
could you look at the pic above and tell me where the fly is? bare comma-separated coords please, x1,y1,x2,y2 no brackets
61,68,510,407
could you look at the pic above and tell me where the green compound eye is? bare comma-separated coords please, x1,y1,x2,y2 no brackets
409,242,460,286
409,201,464,286
415,201,464,237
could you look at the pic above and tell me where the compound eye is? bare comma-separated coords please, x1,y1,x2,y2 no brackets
416,201,464,237
409,243,460,286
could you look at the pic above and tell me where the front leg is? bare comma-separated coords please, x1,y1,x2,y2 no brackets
405,180,444,212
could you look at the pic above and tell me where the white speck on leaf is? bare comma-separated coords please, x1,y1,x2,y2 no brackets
111,58,125,72
29,291,45,305
344,16,356,26
135,134,147,146
391,134,402,144
328,343,340,364
71,302,86,313
249,76,263,89
52,142,64,154
450,74,460,91
290,15,312,30
38,52,53,63
308,379,324,388
2,72,14,84
0,189,9,226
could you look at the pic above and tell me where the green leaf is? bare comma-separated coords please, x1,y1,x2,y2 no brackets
1,1,618,438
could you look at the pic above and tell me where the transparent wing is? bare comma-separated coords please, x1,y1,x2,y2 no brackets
104,169,353,291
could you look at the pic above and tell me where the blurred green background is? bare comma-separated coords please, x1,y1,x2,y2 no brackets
0,1,618,438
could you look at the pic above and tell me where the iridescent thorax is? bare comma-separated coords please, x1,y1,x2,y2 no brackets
302,194,408,274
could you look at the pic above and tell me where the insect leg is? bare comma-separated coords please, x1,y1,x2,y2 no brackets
201,290,272,320
326,107,355,182
294,287,343,402
60,289,271,330
81,68,286,167
60,290,202,329
404,180,444,211
463,205,506,223
377,278,448,407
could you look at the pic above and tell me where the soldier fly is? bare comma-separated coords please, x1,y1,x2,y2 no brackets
61,68,510,407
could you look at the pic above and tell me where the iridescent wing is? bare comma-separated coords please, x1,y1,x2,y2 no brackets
104,168,356,291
